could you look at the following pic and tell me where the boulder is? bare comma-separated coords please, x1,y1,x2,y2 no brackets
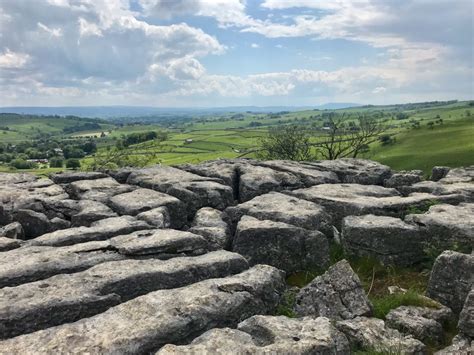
341,214,426,267
0,265,285,354
66,177,135,202
336,317,426,354
110,229,209,257
0,237,22,252
49,171,108,184
426,251,474,314
431,166,451,181
0,222,24,239
226,191,332,235
126,165,233,213
439,166,474,184
188,207,231,250
233,216,329,273
306,158,392,185
70,200,118,226
385,306,448,344
406,203,473,252
435,335,473,354
384,171,423,188
137,207,171,228
0,241,125,288
159,316,350,354
458,288,474,338
399,180,474,201
12,209,54,238
29,216,152,247
0,251,248,339
294,260,372,320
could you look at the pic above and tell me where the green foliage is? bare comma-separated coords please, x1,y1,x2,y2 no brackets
9,159,37,169
405,199,440,215
258,125,315,161
275,288,298,318
66,158,81,169
371,289,440,319
49,157,64,168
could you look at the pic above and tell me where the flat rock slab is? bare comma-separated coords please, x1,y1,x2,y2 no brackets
188,207,231,250
439,166,474,184
126,165,233,213
305,158,392,185
0,265,285,354
110,229,209,257
159,316,350,354
406,203,474,252
399,180,474,202
294,259,372,320
66,177,135,203
341,214,426,267
0,241,125,288
0,237,22,252
289,183,462,227
226,191,332,234
29,216,152,247
336,317,426,354
49,171,108,184
426,250,474,314
0,250,248,339
233,215,329,273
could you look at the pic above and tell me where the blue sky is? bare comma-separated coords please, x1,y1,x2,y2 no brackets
0,0,472,107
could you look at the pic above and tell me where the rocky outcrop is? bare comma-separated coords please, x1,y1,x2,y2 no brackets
431,166,451,182
49,171,108,184
65,177,135,202
294,260,372,320
188,207,231,249
458,288,474,338
0,237,22,251
426,251,474,314
384,170,423,188
233,216,329,273
341,214,426,266
336,317,426,354
0,265,285,354
159,316,350,354
0,221,24,239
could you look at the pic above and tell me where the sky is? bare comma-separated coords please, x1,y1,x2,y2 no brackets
0,0,473,107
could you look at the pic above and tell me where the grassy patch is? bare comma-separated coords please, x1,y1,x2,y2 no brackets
371,289,440,319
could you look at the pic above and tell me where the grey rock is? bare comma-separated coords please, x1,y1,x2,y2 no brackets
342,214,426,267
49,171,108,184
399,180,474,202
127,165,233,213
427,251,474,314
385,306,446,344
431,166,451,181
110,229,209,257
0,265,285,354
336,317,426,354
233,216,329,273
177,159,240,187
458,288,474,338
0,222,24,239
306,158,392,185
289,183,462,227
29,216,152,247
0,237,22,252
70,200,118,226
294,259,372,320
226,191,332,235
137,207,171,228
0,241,125,288
435,335,473,354
384,172,423,188
66,177,135,202
12,209,54,238
440,166,474,184
189,207,231,250
0,250,248,339
159,316,350,354
406,203,473,252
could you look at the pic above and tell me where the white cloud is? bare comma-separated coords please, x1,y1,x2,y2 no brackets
37,22,63,37
0,49,30,69
372,86,387,94
250,43,259,48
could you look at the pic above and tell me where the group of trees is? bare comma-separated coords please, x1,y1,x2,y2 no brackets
258,113,387,161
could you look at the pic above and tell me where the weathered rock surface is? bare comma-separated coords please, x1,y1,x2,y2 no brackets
458,288,474,338
384,171,423,188
0,241,125,288
440,166,474,184
12,209,57,238
0,237,22,252
226,191,332,235
188,207,231,249
385,306,448,344
336,317,426,354
159,316,350,354
136,207,171,228
342,214,426,266
0,222,24,239
49,171,108,184
0,265,285,354
0,250,247,339
406,203,473,252
126,165,233,213
427,251,474,314
29,216,152,247
233,216,329,273
109,229,209,257
294,260,372,320
436,335,473,354
431,166,451,182
66,177,135,202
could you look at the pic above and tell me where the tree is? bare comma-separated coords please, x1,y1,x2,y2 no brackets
49,157,64,168
258,125,315,161
10,159,37,169
66,159,81,170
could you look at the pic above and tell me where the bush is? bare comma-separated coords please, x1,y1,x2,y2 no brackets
66,159,81,170
49,157,64,168
9,159,37,169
